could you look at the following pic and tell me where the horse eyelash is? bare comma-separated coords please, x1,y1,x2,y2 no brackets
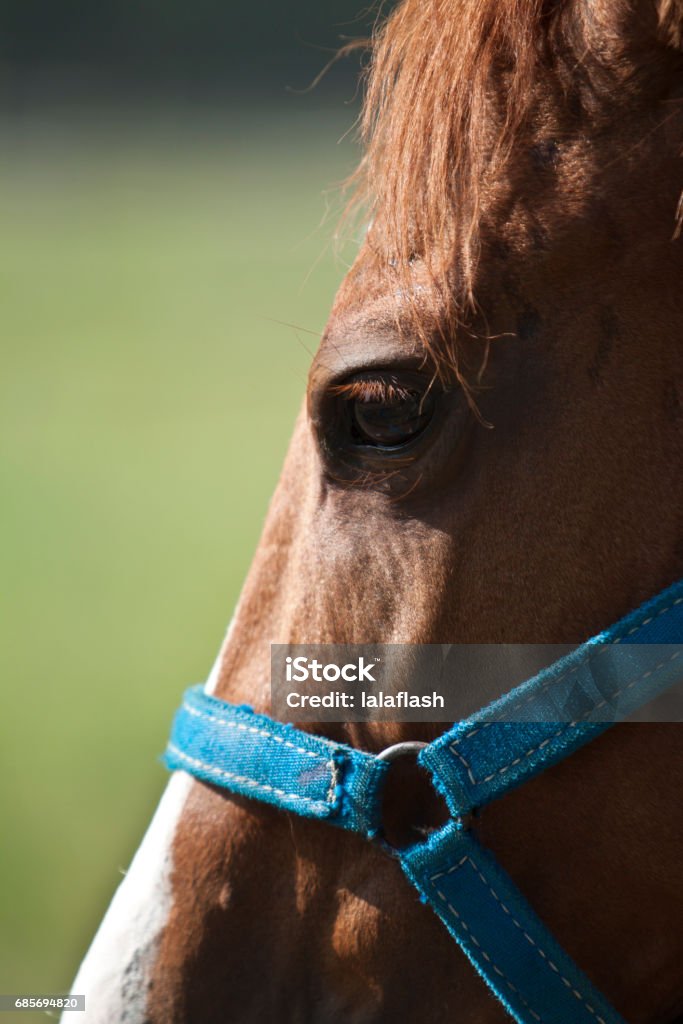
328,378,415,403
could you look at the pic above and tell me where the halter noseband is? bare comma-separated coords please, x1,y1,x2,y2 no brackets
166,580,682,1024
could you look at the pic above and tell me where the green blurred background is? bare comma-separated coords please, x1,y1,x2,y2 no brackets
1,2,371,1014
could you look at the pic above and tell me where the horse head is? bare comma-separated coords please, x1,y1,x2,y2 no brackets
66,2,683,1021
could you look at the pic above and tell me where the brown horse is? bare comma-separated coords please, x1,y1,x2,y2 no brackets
65,1,683,1021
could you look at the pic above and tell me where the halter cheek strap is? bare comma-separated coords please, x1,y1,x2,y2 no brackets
165,580,683,1024
422,584,683,818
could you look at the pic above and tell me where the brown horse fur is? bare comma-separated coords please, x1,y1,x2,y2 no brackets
147,1,683,1021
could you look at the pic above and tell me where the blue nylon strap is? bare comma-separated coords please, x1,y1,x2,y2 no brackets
163,578,683,1024
165,684,388,837
400,822,626,1024
421,580,683,818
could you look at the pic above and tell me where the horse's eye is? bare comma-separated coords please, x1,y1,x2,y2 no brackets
331,373,435,449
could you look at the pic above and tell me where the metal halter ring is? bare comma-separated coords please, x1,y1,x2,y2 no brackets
377,740,429,763
376,740,472,847
375,741,433,855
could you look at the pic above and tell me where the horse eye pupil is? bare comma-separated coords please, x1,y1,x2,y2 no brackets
351,388,431,448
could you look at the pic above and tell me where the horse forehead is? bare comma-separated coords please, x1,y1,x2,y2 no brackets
331,243,443,313
320,265,447,371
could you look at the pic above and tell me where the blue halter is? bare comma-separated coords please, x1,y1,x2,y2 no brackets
165,580,683,1024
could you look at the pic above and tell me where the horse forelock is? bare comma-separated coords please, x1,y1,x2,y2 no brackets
348,0,569,304
343,0,682,381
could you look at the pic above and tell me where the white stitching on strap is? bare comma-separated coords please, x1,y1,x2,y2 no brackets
454,596,683,748
183,701,328,762
167,743,333,811
326,758,340,805
615,595,683,641
429,856,542,1022
430,857,608,1024
451,648,681,786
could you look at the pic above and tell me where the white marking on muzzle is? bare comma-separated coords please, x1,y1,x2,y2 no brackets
62,631,235,1023
61,771,192,1023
